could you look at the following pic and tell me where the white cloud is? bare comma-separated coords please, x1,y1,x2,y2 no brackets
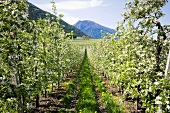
57,1,89,10
62,16,80,25
90,0,103,7
35,0,107,11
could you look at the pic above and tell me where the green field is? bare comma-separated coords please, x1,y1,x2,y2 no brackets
71,39,101,46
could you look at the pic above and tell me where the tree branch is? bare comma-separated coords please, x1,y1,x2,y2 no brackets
156,21,167,40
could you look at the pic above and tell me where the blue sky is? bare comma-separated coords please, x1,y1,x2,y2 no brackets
28,0,170,29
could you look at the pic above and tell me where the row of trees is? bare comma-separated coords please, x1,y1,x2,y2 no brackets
0,0,83,112
89,0,170,112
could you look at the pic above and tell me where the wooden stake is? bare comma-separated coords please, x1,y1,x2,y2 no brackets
165,50,170,78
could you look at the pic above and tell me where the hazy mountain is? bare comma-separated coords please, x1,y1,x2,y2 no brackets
27,2,87,38
74,20,116,39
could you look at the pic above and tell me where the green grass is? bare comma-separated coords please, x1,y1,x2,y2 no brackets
61,49,125,113
71,39,101,46
91,68,125,113
76,49,99,113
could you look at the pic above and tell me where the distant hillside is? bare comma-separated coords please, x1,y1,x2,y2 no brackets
27,2,87,37
74,20,116,39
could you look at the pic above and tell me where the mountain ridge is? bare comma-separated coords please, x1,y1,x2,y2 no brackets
74,20,116,39
27,2,87,38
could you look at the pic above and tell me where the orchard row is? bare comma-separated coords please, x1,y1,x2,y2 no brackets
0,0,83,112
89,0,170,112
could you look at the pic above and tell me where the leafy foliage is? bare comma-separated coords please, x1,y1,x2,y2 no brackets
89,0,170,112
0,0,83,112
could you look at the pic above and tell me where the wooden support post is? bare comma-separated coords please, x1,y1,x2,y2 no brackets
165,50,170,79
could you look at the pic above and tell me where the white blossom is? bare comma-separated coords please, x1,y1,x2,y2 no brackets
167,105,170,110
166,101,169,104
154,81,159,85
156,106,162,113
156,96,162,100
155,100,162,105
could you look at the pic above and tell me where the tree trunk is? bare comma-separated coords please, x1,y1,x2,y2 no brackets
36,94,39,108
45,89,47,98
52,83,54,92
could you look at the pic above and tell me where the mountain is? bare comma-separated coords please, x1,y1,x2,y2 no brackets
74,20,116,39
27,2,87,37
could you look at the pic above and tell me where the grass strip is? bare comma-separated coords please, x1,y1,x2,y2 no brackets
75,50,99,113
91,68,125,113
